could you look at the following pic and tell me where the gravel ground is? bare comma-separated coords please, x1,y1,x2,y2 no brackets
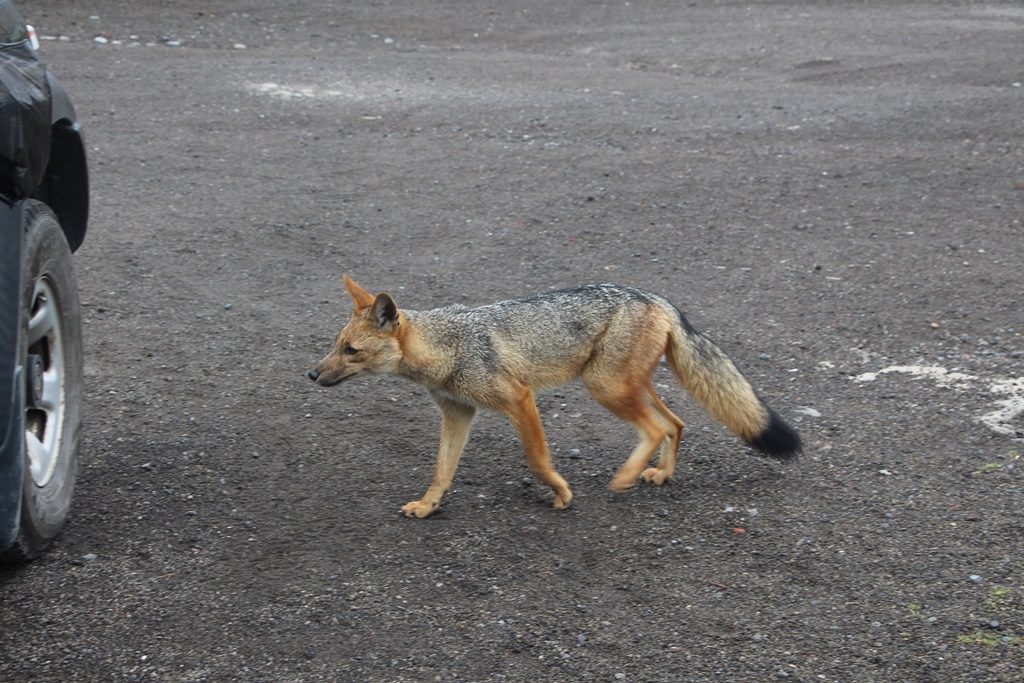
1,1,1022,681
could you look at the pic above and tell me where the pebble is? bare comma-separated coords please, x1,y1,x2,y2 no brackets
82,553,97,562
969,574,983,584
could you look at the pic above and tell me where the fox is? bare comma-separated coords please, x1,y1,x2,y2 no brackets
308,275,801,518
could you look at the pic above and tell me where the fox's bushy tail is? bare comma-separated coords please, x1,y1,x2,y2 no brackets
664,310,801,460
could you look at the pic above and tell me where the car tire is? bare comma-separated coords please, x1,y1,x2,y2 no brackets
1,200,83,562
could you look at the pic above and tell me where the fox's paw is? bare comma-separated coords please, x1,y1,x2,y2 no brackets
401,499,439,518
608,474,638,492
552,489,573,510
640,467,672,486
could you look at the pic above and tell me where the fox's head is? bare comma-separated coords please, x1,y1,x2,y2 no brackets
308,275,405,387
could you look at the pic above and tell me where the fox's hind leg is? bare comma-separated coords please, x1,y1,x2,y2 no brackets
402,395,476,518
639,382,684,485
501,387,573,510
584,379,668,492
581,321,671,491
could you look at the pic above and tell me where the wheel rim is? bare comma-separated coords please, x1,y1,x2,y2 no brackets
25,277,65,488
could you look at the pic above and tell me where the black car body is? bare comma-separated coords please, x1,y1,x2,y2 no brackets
1,0,88,559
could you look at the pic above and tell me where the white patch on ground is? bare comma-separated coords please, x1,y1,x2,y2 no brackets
244,78,533,108
980,377,1024,437
854,365,977,389
854,364,1024,438
245,82,362,100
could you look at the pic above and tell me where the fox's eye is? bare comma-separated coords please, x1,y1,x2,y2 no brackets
343,345,359,355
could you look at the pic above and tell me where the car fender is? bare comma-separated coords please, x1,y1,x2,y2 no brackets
46,70,76,125
36,72,88,252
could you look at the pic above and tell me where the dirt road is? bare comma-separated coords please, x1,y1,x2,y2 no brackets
2,1,1022,680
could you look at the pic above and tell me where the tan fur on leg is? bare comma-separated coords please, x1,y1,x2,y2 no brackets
402,397,475,517
502,388,573,509
639,382,684,485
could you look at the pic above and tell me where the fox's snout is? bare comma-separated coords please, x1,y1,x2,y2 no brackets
308,365,339,386
307,360,351,387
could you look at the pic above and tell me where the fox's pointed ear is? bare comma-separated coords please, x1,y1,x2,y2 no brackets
342,274,375,312
371,293,399,330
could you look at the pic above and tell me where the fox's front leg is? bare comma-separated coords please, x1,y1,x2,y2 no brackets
402,395,476,518
503,388,573,510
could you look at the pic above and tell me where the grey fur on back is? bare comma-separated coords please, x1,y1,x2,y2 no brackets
403,284,670,391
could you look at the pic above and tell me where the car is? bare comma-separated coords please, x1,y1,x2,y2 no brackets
1,0,88,562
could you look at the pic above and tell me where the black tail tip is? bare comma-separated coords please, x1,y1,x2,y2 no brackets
747,408,802,461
